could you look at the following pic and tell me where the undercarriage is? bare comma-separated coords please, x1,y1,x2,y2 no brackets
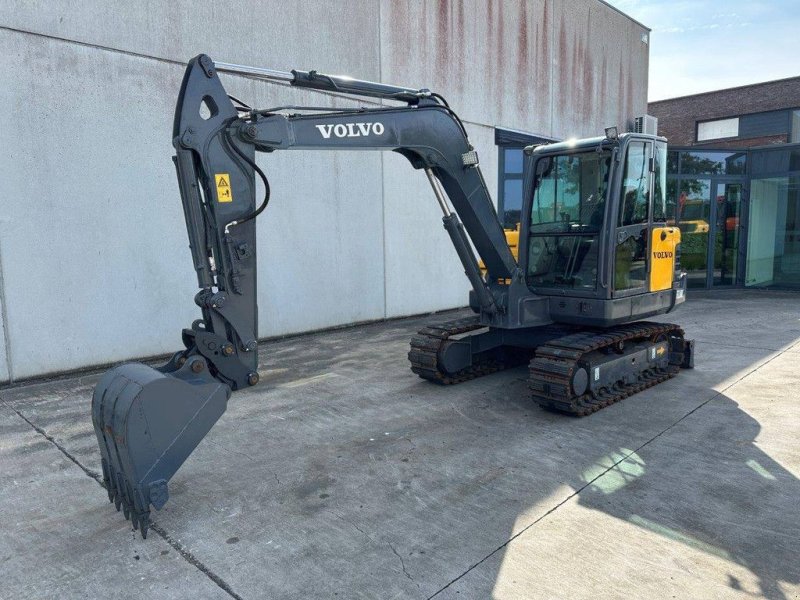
409,317,694,416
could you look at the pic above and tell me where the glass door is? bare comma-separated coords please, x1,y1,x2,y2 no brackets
676,179,711,288
711,181,743,286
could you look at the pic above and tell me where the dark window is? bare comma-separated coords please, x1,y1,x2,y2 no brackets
739,109,791,138
667,151,679,175
503,179,523,226
680,151,746,176
498,146,525,228
751,147,800,176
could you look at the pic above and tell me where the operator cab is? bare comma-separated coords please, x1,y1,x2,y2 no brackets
520,132,687,326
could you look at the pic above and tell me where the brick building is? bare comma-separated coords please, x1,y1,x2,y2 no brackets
647,78,800,290
649,77,800,148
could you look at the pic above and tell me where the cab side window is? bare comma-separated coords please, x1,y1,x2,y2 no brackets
618,142,649,226
614,141,652,292
652,142,668,222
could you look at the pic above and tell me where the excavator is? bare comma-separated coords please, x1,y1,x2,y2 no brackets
92,55,694,538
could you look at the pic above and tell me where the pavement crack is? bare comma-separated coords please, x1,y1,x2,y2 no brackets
426,342,797,599
388,541,419,589
2,401,247,600
148,522,246,600
206,438,258,464
328,508,421,590
328,510,375,542
5,403,103,483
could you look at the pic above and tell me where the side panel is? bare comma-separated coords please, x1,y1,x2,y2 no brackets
650,227,681,292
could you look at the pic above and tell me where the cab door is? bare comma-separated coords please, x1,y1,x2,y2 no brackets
613,140,653,296
650,141,680,292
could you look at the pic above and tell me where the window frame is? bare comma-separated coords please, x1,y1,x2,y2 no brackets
696,117,740,142
497,145,526,229
496,128,559,230
612,140,654,296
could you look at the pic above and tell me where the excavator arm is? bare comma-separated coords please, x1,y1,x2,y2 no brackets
92,54,522,537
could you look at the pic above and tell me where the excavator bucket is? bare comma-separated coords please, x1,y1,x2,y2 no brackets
91,359,230,538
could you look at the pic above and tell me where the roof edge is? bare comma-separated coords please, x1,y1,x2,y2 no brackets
650,75,800,104
596,0,651,32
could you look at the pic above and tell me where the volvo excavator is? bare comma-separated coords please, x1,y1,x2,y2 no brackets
92,55,694,538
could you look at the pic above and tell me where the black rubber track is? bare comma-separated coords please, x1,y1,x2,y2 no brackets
529,321,685,416
408,316,532,384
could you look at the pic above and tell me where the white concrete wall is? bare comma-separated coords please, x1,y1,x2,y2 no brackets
0,0,649,381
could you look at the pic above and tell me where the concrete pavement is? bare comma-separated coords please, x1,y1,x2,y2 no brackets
1,290,798,599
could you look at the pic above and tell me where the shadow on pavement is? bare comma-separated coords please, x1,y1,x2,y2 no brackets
572,394,799,600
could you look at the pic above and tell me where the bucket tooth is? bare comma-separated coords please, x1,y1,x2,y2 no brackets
100,458,113,503
139,513,150,539
91,360,230,537
113,470,125,512
92,369,130,509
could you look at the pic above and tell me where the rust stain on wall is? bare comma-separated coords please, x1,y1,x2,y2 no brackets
435,0,449,80
496,0,506,116
618,61,627,127
455,0,465,91
557,15,568,115
626,61,634,128
516,0,529,116
572,32,581,118
582,11,595,121
539,0,551,132
379,0,646,138
599,54,608,121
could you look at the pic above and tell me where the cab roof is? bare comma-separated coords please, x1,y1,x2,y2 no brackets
525,132,667,156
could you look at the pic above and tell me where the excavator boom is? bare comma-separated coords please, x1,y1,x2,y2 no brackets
92,54,538,537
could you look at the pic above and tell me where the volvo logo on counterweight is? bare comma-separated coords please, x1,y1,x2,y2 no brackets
653,251,673,259
315,122,385,139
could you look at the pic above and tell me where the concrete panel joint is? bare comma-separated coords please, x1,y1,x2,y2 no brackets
0,236,13,383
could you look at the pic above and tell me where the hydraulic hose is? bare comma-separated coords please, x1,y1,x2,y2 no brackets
223,128,270,232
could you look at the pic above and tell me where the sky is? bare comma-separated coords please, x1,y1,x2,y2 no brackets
604,0,800,101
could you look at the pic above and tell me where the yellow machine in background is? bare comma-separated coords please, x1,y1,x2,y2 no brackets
479,224,520,278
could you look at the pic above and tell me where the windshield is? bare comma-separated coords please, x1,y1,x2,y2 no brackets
526,149,612,291
530,150,612,234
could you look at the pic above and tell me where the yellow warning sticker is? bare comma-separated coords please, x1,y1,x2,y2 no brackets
215,173,233,203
